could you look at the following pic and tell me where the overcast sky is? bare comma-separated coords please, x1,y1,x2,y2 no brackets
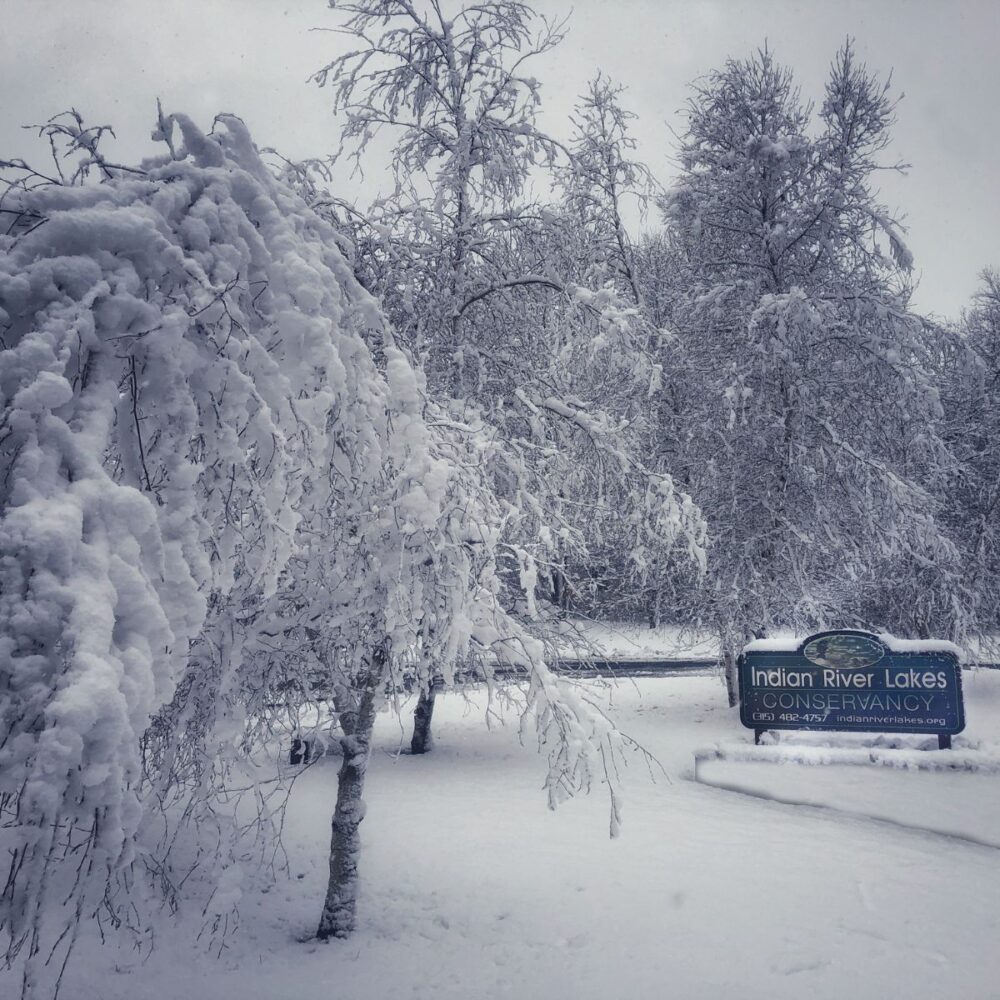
2,0,997,319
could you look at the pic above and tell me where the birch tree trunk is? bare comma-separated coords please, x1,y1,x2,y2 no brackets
316,650,385,940
410,682,437,755
723,647,739,709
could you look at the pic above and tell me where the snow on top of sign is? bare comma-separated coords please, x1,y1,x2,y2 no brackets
876,634,965,659
741,631,967,659
740,632,801,653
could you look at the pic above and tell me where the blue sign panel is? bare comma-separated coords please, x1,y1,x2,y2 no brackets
738,630,964,736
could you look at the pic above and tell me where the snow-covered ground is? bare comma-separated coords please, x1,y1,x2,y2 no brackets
60,668,1000,1000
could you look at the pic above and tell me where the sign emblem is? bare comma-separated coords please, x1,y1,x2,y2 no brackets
802,633,885,670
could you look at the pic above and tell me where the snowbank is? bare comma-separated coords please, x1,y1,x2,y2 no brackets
694,740,1000,773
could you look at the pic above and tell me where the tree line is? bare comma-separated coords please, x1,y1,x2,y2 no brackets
303,4,999,686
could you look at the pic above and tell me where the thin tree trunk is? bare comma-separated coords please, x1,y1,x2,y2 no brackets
410,681,437,755
648,587,662,630
316,649,384,941
723,647,739,708
552,568,567,610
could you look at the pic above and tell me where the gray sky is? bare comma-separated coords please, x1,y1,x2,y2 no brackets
2,0,997,319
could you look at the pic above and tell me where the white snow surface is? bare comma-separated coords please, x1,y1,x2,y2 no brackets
876,634,965,658
51,668,1000,1000
694,742,1000,848
741,632,803,653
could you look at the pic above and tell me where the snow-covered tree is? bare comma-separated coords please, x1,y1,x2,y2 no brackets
0,110,645,992
559,74,656,309
551,76,704,624
312,0,567,366
657,43,963,699
937,270,1000,647
0,110,336,988
312,0,705,707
